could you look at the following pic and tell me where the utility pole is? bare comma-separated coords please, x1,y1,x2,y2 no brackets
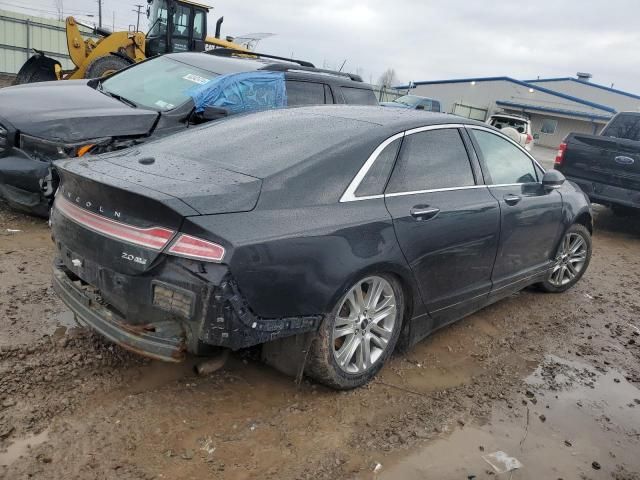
133,4,144,32
97,0,102,28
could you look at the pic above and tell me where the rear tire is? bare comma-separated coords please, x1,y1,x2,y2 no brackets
84,55,132,79
538,224,591,293
305,274,404,389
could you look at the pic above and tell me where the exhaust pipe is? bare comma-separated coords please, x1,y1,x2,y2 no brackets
194,349,229,376
214,16,224,39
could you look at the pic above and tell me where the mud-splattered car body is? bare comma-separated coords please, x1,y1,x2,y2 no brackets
49,106,592,370
0,52,375,216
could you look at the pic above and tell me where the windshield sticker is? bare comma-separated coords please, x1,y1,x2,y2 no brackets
183,73,210,85
154,100,175,109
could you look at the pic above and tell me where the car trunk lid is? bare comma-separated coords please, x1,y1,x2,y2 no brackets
51,153,260,276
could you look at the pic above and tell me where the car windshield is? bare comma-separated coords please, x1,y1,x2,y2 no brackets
100,56,218,111
394,95,421,107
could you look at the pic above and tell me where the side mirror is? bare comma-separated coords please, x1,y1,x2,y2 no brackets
198,106,229,122
415,104,425,110
542,170,565,191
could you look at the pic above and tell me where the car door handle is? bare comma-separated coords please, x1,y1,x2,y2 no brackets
503,194,522,206
410,205,440,220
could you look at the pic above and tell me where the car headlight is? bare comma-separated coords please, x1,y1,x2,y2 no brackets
19,134,110,160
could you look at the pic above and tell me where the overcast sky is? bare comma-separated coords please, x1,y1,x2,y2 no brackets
2,0,639,92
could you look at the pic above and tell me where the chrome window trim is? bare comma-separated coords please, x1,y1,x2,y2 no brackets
384,185,487,198
339,123,467,203
465,125,546,173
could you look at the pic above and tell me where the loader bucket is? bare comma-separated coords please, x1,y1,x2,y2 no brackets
15,53,61,85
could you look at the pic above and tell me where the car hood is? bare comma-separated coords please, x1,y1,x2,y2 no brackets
0,80,159,143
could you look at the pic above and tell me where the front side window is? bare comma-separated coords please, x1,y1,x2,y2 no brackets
285,81,326,105
386,129,475,193
472,129,537,184
341,87,377,105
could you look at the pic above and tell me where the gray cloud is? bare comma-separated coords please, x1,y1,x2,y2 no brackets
3,0,639,92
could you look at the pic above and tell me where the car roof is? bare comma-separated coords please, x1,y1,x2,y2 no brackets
164,52,365,85
287,105,480,130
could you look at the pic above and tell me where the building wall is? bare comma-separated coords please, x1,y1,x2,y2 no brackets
528,79,640,113
0,9,93,74
527,113,604,148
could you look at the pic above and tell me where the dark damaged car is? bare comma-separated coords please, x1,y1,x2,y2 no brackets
50,106,593,389
0,50,376,216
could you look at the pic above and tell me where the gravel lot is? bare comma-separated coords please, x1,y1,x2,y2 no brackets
0,198,639,479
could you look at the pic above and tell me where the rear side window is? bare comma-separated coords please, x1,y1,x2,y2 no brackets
386,129,475,193
472,129,537,184
286,81,326,106
602,114,640,141
355,138,401,197
341,87,377,105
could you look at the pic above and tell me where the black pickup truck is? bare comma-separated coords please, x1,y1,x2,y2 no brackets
555,112,640,212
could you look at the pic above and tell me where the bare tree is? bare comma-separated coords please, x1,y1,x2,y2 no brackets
53,0,64,21
377,68,398,88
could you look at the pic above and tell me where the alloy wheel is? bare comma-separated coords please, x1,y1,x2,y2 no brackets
548,232,588,287
332,276,398,374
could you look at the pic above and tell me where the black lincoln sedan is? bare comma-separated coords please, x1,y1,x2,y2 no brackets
49,106,592,389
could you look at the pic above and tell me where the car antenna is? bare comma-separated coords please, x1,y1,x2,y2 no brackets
338,59,347,72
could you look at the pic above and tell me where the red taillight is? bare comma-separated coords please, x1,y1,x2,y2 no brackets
167,234,225,263
56,196,175,250
526,134,533,144
555,142,567,166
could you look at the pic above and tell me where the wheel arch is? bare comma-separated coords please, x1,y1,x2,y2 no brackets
573,208,593,234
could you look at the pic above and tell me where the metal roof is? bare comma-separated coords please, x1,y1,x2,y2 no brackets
395,76,616,114
525,77,640,101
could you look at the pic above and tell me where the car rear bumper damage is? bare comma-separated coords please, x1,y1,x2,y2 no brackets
0,152,51,216
53,265,186,361
567,176,640,209
52,257,323,361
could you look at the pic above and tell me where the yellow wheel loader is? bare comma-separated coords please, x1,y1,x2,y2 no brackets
15,0,249,84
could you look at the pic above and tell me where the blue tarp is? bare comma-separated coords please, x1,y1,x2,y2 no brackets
188,71,287,114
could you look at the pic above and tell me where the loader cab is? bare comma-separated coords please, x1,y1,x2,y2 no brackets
146,0,209,57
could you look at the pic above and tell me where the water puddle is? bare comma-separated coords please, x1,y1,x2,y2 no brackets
0,429,49,466
377,355,640,479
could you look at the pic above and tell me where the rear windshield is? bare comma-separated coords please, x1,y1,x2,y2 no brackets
489,116,527,131
602,114,640,141
101,56,218,111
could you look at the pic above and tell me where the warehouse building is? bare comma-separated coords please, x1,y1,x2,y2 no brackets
0,9,93,86
399,74,640,147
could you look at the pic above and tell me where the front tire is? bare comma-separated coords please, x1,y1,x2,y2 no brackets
306,274,404,389
538,224,591,293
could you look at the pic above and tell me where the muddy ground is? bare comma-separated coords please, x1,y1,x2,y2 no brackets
0,201,639,480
